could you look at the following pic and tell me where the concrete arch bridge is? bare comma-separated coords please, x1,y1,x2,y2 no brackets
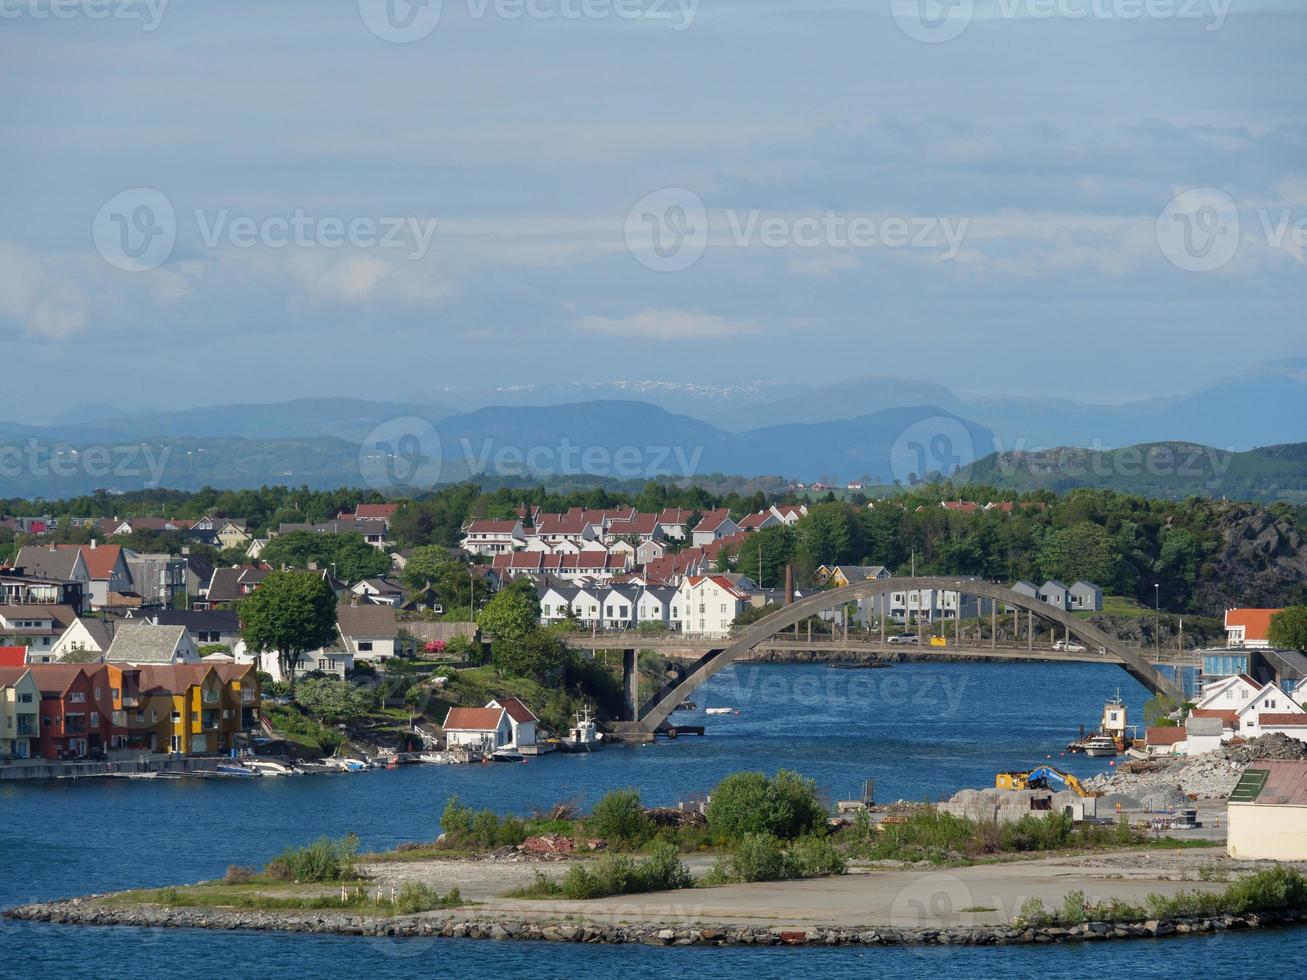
598,577,1184,742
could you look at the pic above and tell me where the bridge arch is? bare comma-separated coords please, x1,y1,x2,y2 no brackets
624,576,1183,735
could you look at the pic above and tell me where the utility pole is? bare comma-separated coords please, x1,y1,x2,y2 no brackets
1154,582,1160,660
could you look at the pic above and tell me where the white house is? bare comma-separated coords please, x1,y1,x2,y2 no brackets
1223,608,1281,649
1038,580,1070,611
51,617,118,662
460,520,526,557
569,586,604,628
678,575,753,637
487,697,537,749
538,585,579,625
636,586,679,630
601,585,641,629
1184,715,1226,756
1193,674,1305,740
336,603,399,662
102,623,200,665
691,510,741,548
442,705,511,753
1068,581,1103,612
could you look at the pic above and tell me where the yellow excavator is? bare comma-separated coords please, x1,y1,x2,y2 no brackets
995,765,1090,797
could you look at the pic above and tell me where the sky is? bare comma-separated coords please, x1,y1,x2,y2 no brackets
1,0,1304,423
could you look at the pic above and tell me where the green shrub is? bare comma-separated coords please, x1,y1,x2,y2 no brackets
788,834,847,878
706,770,827,842
1059,890,1088,926
392,882,458,913
438,795,528,851
515,842,692,900
265,833,359,882
1017,897,1050,926
587,789,653,846
710,833,791,883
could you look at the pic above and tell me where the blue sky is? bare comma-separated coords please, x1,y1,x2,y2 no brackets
1,0,1303,422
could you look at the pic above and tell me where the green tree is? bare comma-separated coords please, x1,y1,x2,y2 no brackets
293,677,375,724
1269,607,1307,652
477,576,539,642
492,629,566,680
733,525,796,590
796,503,852,569
586,789,653,845
1035,522,1126,591
706,770,827,842
239,571,338,691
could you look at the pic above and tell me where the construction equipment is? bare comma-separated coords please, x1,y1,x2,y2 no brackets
995,765,1090,797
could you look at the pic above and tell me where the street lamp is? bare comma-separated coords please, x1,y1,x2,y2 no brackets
1154,583,1160,658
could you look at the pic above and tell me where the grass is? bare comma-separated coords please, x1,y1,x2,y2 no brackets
506,843,693,901
844,810,1202,866
103,880,465,916
1016,867,1307,927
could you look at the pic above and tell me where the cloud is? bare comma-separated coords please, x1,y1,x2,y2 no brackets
576,309,759,340
0,242,89,339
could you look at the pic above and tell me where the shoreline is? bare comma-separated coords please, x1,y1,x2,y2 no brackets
7,897,1303,947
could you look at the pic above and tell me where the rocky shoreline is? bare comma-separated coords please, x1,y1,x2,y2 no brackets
7,898,1305,947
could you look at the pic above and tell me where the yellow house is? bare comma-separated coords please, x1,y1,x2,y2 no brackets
128,664,256,755
0,667,40,759
1228,760,1307,861
215,521,252,552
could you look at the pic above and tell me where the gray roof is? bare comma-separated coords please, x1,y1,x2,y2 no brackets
336,602,398,638
148,609,241,634
75,616,119,651
1186,716,1224,737
104,623,189,663
1262,649,1307,678
15,546,82,581
1070,580,1101,592
836,565,890,580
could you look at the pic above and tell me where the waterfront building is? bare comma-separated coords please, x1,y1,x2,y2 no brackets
0,667,39,759
1227,760,1307,861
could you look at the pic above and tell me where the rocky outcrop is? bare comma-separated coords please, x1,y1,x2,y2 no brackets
5,898,1304,947
1195,505,1307,611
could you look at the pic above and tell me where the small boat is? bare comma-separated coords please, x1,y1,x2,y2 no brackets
215,764,258,777
1081,735,1120,757
705,707,736,716
491,749,525,763
244,759,296,776
673,701,697,712
557,707,604,753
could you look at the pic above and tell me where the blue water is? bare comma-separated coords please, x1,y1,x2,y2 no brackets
0,662,1293,978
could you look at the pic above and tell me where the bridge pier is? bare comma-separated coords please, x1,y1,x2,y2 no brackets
623,649,639,721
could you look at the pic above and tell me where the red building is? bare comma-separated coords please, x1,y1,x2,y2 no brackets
29,664,119,760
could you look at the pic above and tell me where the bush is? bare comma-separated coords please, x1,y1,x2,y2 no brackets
708,832,846,884
706,770,827,842
265,834,359,882
439,795,527,851
224,865,255,885
558,842,692,899
587,789,653,846
788,834,847,878
392,882,462,913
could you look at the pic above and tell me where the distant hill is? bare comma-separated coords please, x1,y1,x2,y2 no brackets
0,398,453,445
962,441,1307,504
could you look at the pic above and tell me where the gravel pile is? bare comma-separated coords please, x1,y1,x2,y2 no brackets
1084,734,1307,803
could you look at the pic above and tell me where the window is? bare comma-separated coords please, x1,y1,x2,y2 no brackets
357,641,373,652
90,712,99,726
110,688,119,700
69,692,85,704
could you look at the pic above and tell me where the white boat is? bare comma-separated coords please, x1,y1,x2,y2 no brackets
244,759,297,776
1081,735,1119,757
557,707,604,753
705,707,737,716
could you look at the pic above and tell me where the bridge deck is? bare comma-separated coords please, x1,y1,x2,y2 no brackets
563,635,1199,668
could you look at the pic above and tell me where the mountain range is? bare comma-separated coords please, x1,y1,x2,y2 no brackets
0,360,1303,500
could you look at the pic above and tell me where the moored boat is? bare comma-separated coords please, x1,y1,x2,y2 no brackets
557,707,604,753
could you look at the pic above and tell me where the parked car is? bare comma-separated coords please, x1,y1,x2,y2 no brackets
887,634,920,645
1053,640,1087,652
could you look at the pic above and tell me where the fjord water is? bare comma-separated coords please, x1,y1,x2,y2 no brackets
0,662,1297,979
